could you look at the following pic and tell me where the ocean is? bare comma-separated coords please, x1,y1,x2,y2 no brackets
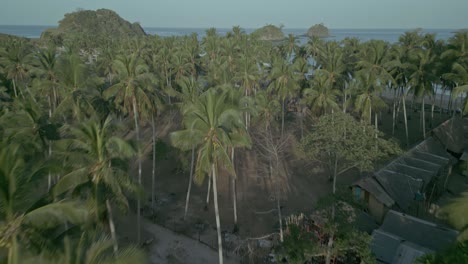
0,25,458,44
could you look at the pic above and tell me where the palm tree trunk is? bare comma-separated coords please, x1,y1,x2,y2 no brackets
184,146,195,220
343,90,347,113
325,156,338,264
281,98,285,137
431,97,435,127
402,94,409,147
151,112,156,209
212,163,224,264
392,99,396,135
300,110,304,140
440,86,446,115
422,97,426,139
206,174,211,206
8,235,18,264
392,88,396,135
231,148,238,226
271,160,283,243
12,78,18,97
132,99,142,243
375,113,378,132
106,199,118,255
48,142,52,190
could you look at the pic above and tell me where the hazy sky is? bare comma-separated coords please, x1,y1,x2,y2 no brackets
1,0,467,29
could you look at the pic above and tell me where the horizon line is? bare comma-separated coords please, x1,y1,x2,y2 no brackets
0,24,462,31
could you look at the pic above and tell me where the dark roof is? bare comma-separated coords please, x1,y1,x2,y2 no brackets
432,117,465,154
375,170,423,210
380,210,459,252
373,137,451,210
353,177,394,207
371,229,431,264
371,210,458,264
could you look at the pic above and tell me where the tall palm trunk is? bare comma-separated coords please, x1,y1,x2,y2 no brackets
212,163,224,264
184,146,195,220
48,141,52,190
206,174,211,206
231,148,238,226
440,86,446,115
325,156,339,264
151,112,157,209
392,88,397,135
402,93,409,147
106,199,118,255
281,98,285,137
12,78,18,97
422,97,426,139
132,99,142,243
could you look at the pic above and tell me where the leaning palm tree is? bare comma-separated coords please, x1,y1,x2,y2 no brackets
54,116,138,254
104,53,152,243
21,232,148,264
171,76,204,219
0,141,90,264
170,88,249,264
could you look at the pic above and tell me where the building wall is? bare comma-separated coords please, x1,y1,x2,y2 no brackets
352,186,387,223
368,194,387,223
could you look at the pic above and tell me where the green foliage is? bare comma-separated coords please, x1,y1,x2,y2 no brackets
276,202,376,264
416,240,468,264
438,192,468,241
299,112,401,179
41,9,146,47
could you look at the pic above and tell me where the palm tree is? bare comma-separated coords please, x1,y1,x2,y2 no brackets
233,54,259,129
104,53,152,243
21,232,148,264
302,70,340,116
407,48,437,138
350,71,387,128
252,91,281,130
0,38,33,99
170,88,249,264
32,47,60,116
54,53,95,122
171,77,204,219
0,141,90,264
268,59,300,136
54,116,138,254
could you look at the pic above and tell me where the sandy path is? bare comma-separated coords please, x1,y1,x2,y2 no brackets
118,212,239,264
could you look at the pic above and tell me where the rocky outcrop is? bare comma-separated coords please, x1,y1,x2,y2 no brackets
41,9,146,45
307,23,330,38
252,25,285,41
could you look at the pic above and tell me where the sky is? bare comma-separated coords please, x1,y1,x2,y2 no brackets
1,0,467,29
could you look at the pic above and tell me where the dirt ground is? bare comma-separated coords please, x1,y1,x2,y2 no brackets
117,100,457,263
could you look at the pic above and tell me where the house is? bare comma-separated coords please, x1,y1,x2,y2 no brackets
371,210,458,264
432,117,465,154
352,137,454,222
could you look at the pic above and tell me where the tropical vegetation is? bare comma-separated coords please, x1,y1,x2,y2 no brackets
1,9,468,264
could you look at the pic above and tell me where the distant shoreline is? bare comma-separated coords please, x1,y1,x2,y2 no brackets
0,25,460,43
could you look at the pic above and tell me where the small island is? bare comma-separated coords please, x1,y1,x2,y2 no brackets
307,23,330,38
41,8,146,44
252,24,285,41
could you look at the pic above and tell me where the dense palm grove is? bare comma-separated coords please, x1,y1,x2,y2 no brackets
1,25,468,264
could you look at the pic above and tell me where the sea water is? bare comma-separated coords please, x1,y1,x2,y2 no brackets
0,25,458,44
